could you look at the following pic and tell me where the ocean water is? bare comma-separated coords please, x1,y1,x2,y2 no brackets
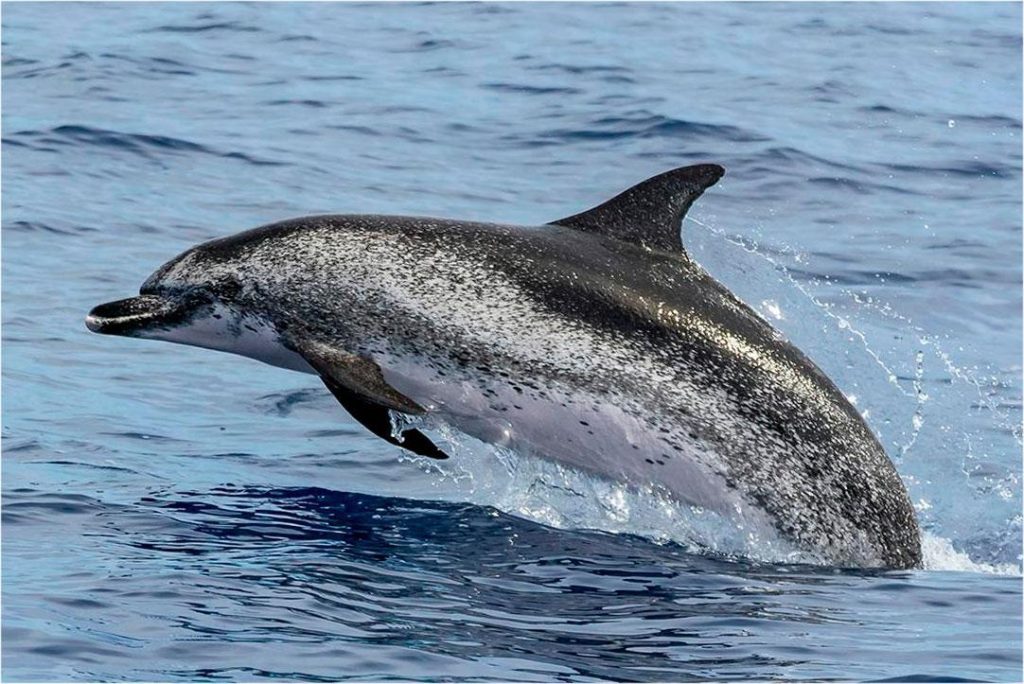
2,2,1021,681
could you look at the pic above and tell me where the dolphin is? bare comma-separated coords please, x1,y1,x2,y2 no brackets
86,164,922,568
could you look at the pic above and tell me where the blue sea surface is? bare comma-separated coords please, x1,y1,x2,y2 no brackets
3,2,1021,681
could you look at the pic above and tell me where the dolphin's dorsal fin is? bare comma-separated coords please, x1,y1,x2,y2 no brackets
548,164,724,253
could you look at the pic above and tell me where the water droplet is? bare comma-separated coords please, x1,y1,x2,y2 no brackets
760,299,784,320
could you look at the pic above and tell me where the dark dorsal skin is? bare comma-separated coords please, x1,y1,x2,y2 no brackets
86,165,923,568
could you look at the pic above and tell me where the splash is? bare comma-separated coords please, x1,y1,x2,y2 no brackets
921,532,1020,576
383,218,1023,574
395,418,821,566
390,416,1018,574
684,215,1022,572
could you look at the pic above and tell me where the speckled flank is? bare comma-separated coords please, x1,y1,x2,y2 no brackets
98,168,921,569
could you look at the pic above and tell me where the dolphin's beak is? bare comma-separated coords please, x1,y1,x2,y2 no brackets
85,294,191,336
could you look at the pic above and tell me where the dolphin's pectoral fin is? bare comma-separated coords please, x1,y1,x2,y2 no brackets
290,337,449,459
290,338,424,414
320,374,449,460
548,163,724,253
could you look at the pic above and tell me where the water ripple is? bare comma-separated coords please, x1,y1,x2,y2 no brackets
143,21,263,34
6,125,287,167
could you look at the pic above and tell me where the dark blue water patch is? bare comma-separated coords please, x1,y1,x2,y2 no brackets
503,114,768,150
8,483,1004,681
483,82,585,96
3,490,111,520
964,27,1022,51
2,220,96,235
880,160,1020,180
781,262,1018,290
6,126,288,167
143,21,263,34
416,39,458,51
749,146,865,174
301,74,364,82
3,50,249,82
2,60,76,80
923,238,993,252
265,99,329,108
526,63,634,76
323,124,381,138
93,52,249,78
805,175,926,196
947,114,1022,129
112,488,505,563
806,78,859,102
863,23,916,37
553,113,769,144
388,38,462,54
860,103,925,116
873,676,985,683
255,389,329,417
418,65,465,78
120,486,840,579
0,136,31,149
323,123,433,145
0,438,41,454
1,56,37,67
57,124,201,153
276,34,319,43
96,53,198,77
30,460,145,475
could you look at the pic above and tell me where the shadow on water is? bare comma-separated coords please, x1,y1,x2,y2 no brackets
133,484,888,580
88,485,944,681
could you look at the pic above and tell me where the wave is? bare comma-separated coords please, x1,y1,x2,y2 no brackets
483,82,584,96
4,125,287,167
2,220,95,236
143,21,262,34
881,160,1020,180
504,112,767,148
921,533,1020,575
368,417,1016,574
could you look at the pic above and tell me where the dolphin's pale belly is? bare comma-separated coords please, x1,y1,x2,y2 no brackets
377,352,763,522
142,303,315,375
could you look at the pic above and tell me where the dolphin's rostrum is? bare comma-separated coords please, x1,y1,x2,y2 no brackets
87,165,922,568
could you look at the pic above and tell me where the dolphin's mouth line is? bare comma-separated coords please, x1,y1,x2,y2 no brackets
85,294,200,336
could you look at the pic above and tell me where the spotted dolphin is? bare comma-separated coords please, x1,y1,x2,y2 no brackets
86,165,922,568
